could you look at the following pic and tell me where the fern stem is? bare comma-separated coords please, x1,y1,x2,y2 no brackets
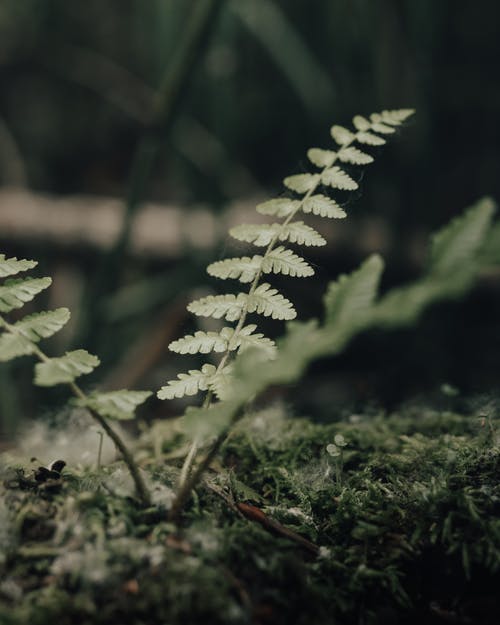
0,316,151,507
70,382,151,506
169,406,243,523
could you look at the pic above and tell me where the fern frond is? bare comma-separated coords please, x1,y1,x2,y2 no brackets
157,363,216,400
223,324,277,357
169,327,235,354
321,166,358,190
352,115,371,131
256,198,300,218
0,255,37,278
378,109,415,125
208,247,313,283
188,293,245,321
79,390,152,420
11,308,70,341
355,131,386,146
209,365,234,401
0,277,52,313
307,148,336,168
0,333,35,361
302,194,346,219
207,256,263,283
230,223,279,247
0,251,151,504
237,328,277,358
187,286,295,322
262,246,314,277
283,173,320,194
353,109,414,132
324,255,384,327
34,349,100,387
0,308,71,362
368,116,396,134
230,222,325,247
281,221,326,246
330,125,356,145
338,146,374,165
158,108,415,418
247,283,296,320
429,198,495,276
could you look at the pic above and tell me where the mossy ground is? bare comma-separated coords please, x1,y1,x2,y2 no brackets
1,406,499,625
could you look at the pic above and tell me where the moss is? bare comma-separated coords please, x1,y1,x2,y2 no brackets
1,406,499,624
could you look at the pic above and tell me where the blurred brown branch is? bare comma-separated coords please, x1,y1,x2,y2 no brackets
0,187,396,260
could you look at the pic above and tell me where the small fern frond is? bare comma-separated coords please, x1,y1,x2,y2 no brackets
330,125,356,145
377,109,415,125
429,198,495,276
209,365,234,401
338,146,374,165
0,333,34,361
324,255,384,327
0,255,38,278
12,308,71,341
188,293,245,321
283,173,320,194
321,166,358,190
281,222,326,246
0,308,71,362
302,194,346,219
157,363,216,400
34,349,100,386
355,131,386,146
256,198,300,218
187,286,295,322
207,256,263,283
230,222,326,247
232,324,277,357
353,109,414,131
0,277,52,313
238,330,277,358
169,327,235,354
230,223,279,247
262,246,314,277
247,283,296,320
208,247,313,283
307,148,336,168
79,390,152,420
0,252,151,504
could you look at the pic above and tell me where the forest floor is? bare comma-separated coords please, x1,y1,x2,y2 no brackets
1,404,499,625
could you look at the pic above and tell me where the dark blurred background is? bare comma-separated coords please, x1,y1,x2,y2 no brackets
1,0,499,436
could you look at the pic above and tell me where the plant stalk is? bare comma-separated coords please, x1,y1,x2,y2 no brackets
169,407,243,523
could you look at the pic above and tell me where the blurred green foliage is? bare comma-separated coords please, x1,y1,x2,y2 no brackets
1,0,499,431
0,0,498,218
